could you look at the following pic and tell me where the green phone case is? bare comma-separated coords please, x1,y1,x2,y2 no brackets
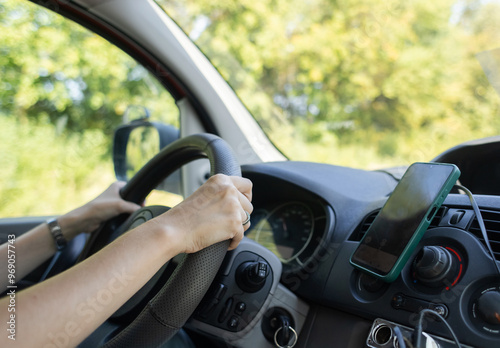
350,162,461,282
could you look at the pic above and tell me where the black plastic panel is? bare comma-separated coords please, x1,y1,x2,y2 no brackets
194,251,274,332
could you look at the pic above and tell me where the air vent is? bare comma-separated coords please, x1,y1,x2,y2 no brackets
350,210,379,241
350,207,447,242
467,209,500,261
429,206,447,228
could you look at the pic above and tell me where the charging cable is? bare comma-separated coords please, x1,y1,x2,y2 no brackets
455,184,500,275
411,184,499,347
412,309,461,348
393,325,407,348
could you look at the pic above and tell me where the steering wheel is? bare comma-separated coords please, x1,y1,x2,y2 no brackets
78,133,241,347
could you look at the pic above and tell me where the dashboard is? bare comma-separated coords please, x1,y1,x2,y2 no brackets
237,148,500,348
244,177,333,276
6,138,500,348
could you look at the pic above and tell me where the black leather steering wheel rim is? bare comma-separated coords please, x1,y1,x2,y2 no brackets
80,133,241,347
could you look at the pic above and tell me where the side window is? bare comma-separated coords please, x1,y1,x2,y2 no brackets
0,0,180,217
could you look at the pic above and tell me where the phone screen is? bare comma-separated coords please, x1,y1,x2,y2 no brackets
351,163,458,278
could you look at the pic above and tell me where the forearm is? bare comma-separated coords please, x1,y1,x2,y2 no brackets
0,175,251,347
0,214,85,289
0,220,177,347
0,185,140,290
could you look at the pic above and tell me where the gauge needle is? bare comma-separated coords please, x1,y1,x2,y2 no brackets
281,217,289,239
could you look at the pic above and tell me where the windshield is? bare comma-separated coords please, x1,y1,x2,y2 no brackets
157,0,500,169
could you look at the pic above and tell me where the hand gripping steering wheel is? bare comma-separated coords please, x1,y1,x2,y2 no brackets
78,133,241,347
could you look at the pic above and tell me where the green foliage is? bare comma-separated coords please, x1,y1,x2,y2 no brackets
159,0,500,168
0,0,179,137
2,0,500,217
0,0,180,216
0,116,114,216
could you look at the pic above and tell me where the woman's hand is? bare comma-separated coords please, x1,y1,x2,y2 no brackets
156,174,253,254
59,181,141,240
0,182,141,290
0,176,252,348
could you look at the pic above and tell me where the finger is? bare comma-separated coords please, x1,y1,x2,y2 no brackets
230,176,253,202
228,227,245,250
107,181,126,195
238,191,253,215
118,200,142,214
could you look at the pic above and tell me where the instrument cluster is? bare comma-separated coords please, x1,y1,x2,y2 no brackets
245,199,331,274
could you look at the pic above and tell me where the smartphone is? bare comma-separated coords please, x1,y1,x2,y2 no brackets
350,162,460,282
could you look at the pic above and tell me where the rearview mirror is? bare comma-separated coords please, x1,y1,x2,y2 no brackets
113,117,180,194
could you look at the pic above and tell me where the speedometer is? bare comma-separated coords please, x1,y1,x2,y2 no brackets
257,202,314,263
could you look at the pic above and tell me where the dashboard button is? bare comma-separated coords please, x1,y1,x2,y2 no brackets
235,302,246,314
228,316,239,329
213,283,227,300
198,283,227,319
218,297,233,323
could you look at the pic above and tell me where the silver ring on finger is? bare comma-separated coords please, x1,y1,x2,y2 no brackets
242,211,251,226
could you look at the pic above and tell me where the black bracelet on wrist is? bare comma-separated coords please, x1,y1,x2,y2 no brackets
46,218,67,251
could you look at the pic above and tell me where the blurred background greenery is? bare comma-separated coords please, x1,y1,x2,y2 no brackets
0,0,179,216
159,0,500,167
1,0,500,217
